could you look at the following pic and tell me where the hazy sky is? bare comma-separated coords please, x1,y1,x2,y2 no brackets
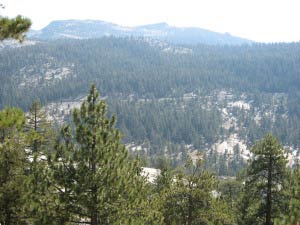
2,0,300,43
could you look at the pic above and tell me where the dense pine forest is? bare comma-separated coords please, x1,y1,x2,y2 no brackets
1,38,300,173
1,85,299,224
0,86,300,225
1,38,300,108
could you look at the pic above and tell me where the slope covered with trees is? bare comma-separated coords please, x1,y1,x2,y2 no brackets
1,38,300,171
1,38,300,107
0,86,299,224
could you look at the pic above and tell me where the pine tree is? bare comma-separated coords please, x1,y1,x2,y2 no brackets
49,85,162,224
0,3,31,42
276,168,300,224
0,108,27,225
218,179,242,211
0,13,31,42
23,102,57,224
26,101,54,153
157,156,231,225
239,134,288,225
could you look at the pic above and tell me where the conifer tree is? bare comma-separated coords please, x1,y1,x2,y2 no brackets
0,3,31,42
239,134,288,225
50,85,162,224
26,101,54,153
0,13,31,42
157,156,232,225
276,168,300,224
0,108,27,225
23,102,57,224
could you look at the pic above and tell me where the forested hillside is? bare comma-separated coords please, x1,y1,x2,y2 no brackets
0,86,299,224
1,37,300,174
2,38,300,105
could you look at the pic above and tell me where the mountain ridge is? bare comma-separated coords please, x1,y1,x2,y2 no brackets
28,19,253,45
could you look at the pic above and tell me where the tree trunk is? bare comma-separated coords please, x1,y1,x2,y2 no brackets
266,154,272,225
91,128,98,225
33,107,38,152
91,210,98,225
188,197,193,225
4,205,11,225
187,192,193,225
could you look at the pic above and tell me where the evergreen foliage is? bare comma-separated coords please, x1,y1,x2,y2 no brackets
1,38,300,163
154,156,235,225
0,108,26,225
26,101,54,153
0,15,31,42
239,134,288,225
49,85,161,224
276,168,300,224
23,102,56,224
0,85,299,224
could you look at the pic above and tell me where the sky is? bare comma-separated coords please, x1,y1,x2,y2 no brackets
1,0,300,43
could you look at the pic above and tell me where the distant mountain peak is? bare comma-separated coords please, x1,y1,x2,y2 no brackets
28,19,253,45
138,22,169,29
46,19,118,28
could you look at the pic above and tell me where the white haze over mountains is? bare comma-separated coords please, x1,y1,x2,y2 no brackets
27,19,252,45
2,0,300,43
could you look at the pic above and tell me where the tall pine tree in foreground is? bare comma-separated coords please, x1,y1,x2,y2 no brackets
0,108,27,225
239,134,288,225
50,85,162,225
